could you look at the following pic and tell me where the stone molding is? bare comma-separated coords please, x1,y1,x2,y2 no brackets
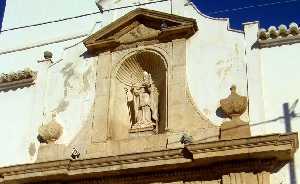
258,35,300,48
187,133,298,172
258,22,300,48
0,69,37,92
83,8,198,53
0,133,297,183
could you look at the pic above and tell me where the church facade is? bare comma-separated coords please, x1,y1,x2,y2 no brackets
0,1,299,184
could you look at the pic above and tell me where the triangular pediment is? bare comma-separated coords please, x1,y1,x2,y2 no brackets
118,22,161,44
84,8,198,53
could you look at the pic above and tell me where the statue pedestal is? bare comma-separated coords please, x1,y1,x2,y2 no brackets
220,116,251,140
36,144,67,163
129,126,156,137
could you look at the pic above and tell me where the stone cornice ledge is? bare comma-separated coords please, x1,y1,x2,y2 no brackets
186,133,298,170
258,35,300,48
0,70,37,92
0,133,297,183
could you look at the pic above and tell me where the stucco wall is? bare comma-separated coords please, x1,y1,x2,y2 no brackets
0,0,96,167
184,4,248,124
244,21,300,184
260,44,300,184
0,0,173,167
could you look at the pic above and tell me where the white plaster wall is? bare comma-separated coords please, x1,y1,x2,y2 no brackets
260,44,300,184
184,4,248,124
0,0,254,167
0,38,81,166
244,21,300,184
0,0,172,167
0,0,99,167
1,0,99,50
0,2,299,184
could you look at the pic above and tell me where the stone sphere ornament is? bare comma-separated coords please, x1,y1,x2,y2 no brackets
38,115,63,144
220,85,247,119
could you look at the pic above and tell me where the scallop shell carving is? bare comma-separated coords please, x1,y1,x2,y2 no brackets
116,51,166,87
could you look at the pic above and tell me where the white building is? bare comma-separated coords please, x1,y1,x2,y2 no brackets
0,1,299,184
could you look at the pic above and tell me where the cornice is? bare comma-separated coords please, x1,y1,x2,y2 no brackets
186,133,298,171
0,133,297,183
258,22,300,48
83,8,198,53
258,35,300,48
0,69,37,92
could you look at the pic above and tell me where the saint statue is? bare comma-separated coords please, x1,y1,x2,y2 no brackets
127,71,159,131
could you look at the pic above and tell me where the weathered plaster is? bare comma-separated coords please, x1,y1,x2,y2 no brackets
0,1,299,184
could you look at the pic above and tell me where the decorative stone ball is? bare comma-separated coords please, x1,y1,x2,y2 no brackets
220,85,248,118
268,26,278,39
258,28,269,40
38,119,63,144
278,24,288,37
44,51,53,60
289,22,299,35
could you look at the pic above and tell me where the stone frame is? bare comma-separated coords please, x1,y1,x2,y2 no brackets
83,8,198,54
112,48,169,134
88,8,217,142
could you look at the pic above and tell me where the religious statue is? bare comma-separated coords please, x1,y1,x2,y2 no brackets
126,71,159,131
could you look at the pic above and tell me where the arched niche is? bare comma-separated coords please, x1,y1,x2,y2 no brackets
115,50,167,135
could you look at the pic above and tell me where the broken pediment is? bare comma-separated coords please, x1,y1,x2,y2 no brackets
83,8,198,53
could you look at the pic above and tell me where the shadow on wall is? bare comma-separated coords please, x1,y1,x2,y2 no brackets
215,100,299,184
283,102,298,184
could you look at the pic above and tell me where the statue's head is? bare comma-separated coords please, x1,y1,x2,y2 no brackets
143,71,149,80
230,85,237,94
141,71,153,88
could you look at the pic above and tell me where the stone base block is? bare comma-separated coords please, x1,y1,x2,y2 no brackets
222,172,270,184
220,120,251,140
36,144,67,163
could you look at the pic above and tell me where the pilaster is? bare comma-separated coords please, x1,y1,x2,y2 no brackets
91,51,112,143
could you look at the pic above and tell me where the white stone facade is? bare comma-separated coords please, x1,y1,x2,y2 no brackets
0,0,299,184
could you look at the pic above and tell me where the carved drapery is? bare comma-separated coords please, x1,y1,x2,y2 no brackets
116,51,167,133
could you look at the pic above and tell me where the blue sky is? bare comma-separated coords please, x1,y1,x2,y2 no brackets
192,0,300,30
1,0,300,31
0,0,6,31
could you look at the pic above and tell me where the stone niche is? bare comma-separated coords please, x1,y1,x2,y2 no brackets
84,8,219,149
115,50,167,135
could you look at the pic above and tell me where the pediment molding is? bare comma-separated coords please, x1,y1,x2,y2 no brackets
83,8,198,53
